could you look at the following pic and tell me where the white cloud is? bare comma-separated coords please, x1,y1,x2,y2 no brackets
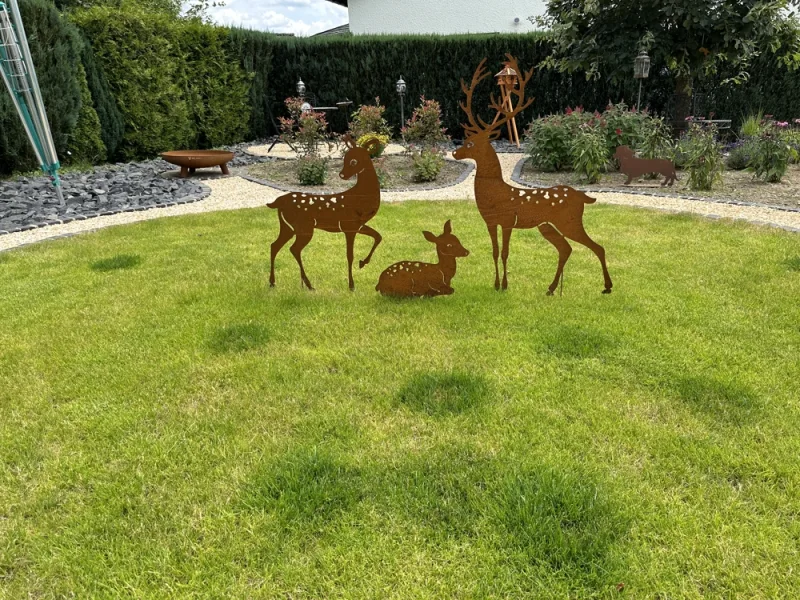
207,0,348,36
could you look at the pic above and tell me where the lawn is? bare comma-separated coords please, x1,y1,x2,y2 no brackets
1,200,799,598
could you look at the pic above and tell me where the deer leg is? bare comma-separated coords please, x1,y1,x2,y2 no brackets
500,226,513,290
289,232,315,290
563,226,613,294
488,224,501,291
345,230,357,291
357,224,382,269
539,223,573,296
269,215,295,287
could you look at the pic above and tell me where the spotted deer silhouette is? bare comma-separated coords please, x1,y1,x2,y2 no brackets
268,135,382,291
452,55,613,295
376,220,469,298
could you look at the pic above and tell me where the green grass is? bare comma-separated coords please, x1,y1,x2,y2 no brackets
1,201,799,598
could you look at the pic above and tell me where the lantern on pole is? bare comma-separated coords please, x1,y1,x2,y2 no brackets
296,77,306,98
634,51,651,112
0,0,64,204
396,75,407,127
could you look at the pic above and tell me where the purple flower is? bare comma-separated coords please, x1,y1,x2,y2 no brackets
777,121,789,128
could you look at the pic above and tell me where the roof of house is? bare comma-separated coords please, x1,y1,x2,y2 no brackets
313,23,351,37
324,0,348,6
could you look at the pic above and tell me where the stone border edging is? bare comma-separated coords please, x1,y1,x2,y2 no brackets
241,159,475,194
510,156,800,216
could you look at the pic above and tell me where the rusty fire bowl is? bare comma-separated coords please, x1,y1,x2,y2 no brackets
161,150,235,178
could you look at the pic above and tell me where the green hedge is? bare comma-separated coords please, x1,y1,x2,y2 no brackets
66,63,107,164
79,37,125,159
71,7,251,160
229,28,275,140
0,0,82,175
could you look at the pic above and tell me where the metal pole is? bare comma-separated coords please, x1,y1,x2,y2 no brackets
637,79,642,112
400,94,405,127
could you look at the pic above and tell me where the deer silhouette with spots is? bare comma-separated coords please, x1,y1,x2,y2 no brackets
268,135,382,291
453,56,613,295
376,220,469,298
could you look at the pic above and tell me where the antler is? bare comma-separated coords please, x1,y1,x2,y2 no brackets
488,54,534,132
459,58,494,136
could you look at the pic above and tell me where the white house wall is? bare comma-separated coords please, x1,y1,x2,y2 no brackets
347,0,547,35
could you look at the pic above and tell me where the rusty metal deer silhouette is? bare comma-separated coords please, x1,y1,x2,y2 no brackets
268,135,383,291
376,220,469,298
452,55,613,295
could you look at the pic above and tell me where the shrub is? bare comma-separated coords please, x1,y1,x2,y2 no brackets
296,156,328,185
725,139,754,170
524,116,572,171
280,97,330,157
402,97,449,148
740,111,765,138
350,98,391,139
79,36,124,160
603,101,648,153
684,123,724,191
638,117,673,160
412,149,446,182
357,133,390,158
0,0,82,175
571,125,609,183
749,124,795,182
66,64,107,164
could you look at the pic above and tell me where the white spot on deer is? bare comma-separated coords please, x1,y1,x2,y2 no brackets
331,197,337,203
559,199,564,204
308,199,314,205
519,190,526,197
551,202,555,206
292,194,297,198
526,196,531,201
544,192,550,200
554,193,559,198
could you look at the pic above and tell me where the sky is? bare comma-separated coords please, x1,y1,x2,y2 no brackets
207,0,348,36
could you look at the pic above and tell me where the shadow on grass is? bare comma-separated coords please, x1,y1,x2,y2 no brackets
536,324,617,359
395,371,490,416
0,253,10,265
241,446,363,528
785,256,800,272
90,254,142,272
207,323,270,353
673,375,761,424
492,465,628,583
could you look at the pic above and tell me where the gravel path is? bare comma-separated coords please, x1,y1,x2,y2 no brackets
2,151,797,253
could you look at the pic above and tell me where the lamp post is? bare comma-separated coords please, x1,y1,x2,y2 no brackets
396,75,407,126
634,51,651,112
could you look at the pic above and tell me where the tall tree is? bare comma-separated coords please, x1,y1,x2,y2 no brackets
534,0,800,121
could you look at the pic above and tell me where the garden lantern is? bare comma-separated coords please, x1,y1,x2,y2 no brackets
396,75,407,126
296,77,306,98
634,51,651,112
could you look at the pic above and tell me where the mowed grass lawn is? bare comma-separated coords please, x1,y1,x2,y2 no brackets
1,200,799,598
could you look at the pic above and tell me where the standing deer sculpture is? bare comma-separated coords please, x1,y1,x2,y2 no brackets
375,220,470,298
268,135,383,291
452,56,613,295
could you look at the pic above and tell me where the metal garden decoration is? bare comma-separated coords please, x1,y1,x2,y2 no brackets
453,55,613,295
375,220,469,298
1,0,64,203
268,134,383,291
614,145,677,186
634,50,651,112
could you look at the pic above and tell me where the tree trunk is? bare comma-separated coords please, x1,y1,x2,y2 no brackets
673,75,692,133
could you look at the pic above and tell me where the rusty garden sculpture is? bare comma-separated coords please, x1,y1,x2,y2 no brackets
268,135,382,291
453,55,613,295
376,220,469,298
614,145,677,186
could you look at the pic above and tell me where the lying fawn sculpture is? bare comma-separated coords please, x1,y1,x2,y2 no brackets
376,220,469,298
614,145,677,186
268,135,382,291
453,55,613,295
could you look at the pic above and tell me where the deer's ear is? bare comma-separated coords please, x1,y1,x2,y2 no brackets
443,220,452,234
423,231,438,243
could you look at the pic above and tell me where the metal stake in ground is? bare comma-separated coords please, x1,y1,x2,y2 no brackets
0,0,64,204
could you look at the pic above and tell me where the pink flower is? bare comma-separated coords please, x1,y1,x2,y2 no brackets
777,121,789,128
615,128,622,135
565,107,573,115
685,116,694,121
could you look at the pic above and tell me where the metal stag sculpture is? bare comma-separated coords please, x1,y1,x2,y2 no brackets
452,55,613,295
614,145,677,186
268,135,383,291
375,220,469,298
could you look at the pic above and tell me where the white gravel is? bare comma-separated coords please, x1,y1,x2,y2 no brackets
2,151,797,253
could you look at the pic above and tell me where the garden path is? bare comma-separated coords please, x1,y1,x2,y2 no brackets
1,152,798,252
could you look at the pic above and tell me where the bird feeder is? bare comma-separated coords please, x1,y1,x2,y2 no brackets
494,63,521,147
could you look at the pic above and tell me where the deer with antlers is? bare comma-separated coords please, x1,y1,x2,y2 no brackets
268,135,383,291
453,55,613,295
